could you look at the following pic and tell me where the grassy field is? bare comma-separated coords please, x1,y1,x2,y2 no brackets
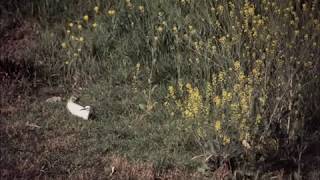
1,0,320,179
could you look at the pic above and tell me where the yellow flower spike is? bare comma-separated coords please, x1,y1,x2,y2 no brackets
247,7,255,16
168,86,175,97
92,22,97,28
83,15,89,22
157,26,164,33
172,26,178,33
217,5,224,14
68,22,73,27
223,136,231,145
164,101,169,107
107,9,116,16
218,72,225,82
219,36,226,44
213,96,221,107
94,6,99,13
66,30,71,34
77,24,82,30
302,3,307,11
79,37,84,42
234,61,241,70
138,5,144,13
136,63,140,69
185,83,192,90
65,61,69,65
190,29,196,35
215,120,221,131
126,2,133,9
222,90,228,99
162,21,167,26
61,42,67,48
77,48,81,52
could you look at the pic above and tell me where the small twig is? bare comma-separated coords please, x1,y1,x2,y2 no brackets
191,154,206,160
26,122,41,129
109,166,115,176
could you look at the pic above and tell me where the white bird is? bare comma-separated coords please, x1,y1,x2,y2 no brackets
66,96,91,120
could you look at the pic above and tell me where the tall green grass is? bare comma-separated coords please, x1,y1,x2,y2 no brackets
12,0,320,176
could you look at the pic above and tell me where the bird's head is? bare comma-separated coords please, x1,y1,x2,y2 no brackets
84,106,91,111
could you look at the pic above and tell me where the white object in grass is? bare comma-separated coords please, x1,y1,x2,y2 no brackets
66,96,91,120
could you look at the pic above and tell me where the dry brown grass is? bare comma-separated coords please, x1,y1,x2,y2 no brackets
106,155,206,180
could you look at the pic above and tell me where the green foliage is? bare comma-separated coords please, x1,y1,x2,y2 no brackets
5,0,320,177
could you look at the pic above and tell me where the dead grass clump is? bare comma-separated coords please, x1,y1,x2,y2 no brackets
107,155,205,180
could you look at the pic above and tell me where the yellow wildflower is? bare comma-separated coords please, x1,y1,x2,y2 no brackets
79,37,84,42
94,6,99,13
157,26,164,32
217,5,224,14
218,72,225,82
247,7,255,16
168,86,175,97
164,101,169,107
223,136,231,145
215,120,221,131
83,15,89,22
185,83,192,90
126,2,133,9
61,42,67,48
234,61,241,71
213,96,221,107
182,84,203,119
68,23,73,27
107,9,116,16
172,26,178,33
138,5,144,13
219,36,226,44
136,63,140,69
92,22,97,28
302,3,307,11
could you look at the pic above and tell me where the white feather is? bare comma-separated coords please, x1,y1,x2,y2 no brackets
66,96,91,120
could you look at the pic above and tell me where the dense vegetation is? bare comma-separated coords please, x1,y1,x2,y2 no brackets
1,0,320,179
